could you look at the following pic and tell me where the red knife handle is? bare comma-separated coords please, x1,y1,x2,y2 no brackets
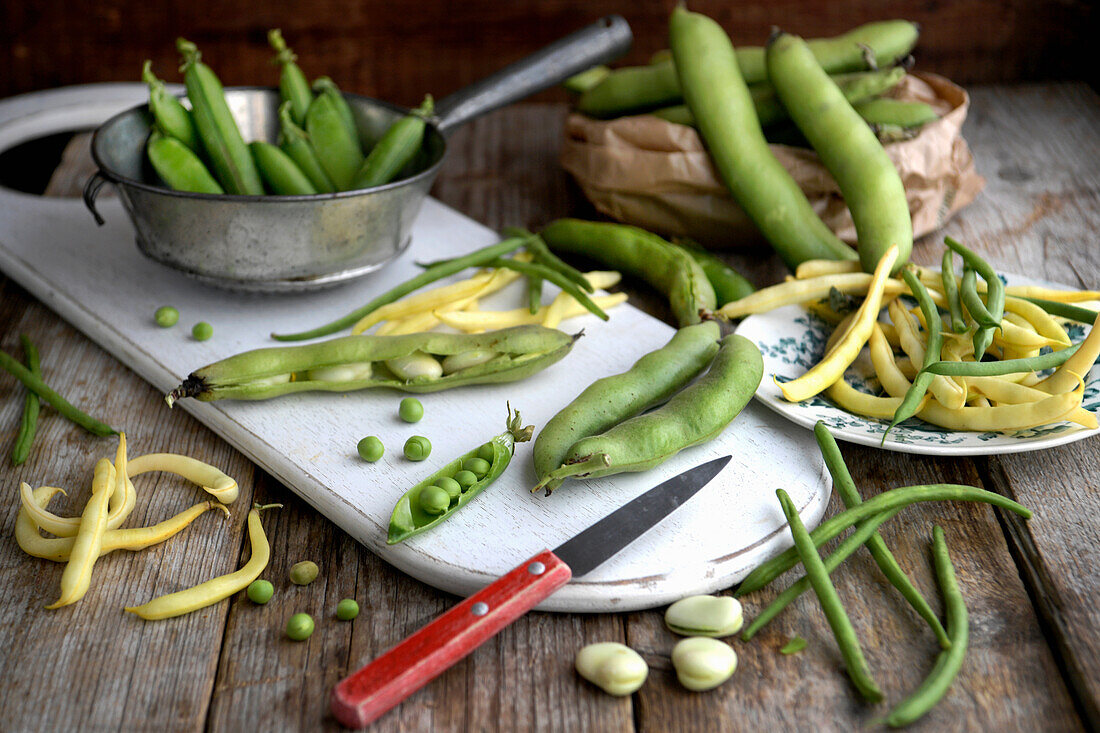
331,549,572,728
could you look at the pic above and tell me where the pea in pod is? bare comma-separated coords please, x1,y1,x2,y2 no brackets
533,321,720,494
277,101,336,193
388,406,533,544
146,131,225,195
268,29,312,126
352,95,434,189
250,141,317,195
142,60,201,153
541,334,763,492
306,83,364,190
540,219,716,327
166,325,579,404
177,38,264,195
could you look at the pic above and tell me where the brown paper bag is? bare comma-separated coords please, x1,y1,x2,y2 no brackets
560,72,985,249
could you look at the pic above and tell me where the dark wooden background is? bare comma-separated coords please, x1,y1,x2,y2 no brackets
3,0,1096,107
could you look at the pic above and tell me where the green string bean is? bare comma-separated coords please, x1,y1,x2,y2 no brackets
489,258,608,321
921,344,1079,378
272,235,532,341
526,274,543,315
735,484,1031,597
0,348,117,437
941,251,968,333
887,270,944,437
885,526,969,727
962,267,995,358
817,422,950,648
777,488,883,702
1022,298,1099,325
12,334,41,465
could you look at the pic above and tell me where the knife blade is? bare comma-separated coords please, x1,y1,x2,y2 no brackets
331,455,732,728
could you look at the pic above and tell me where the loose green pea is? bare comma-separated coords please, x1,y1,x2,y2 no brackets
454,470,478,492
404,435,432,461
399,397,424,423
246,579,274,604
436,476,462,500
289,560,319,586
463,457,491,478
476,442,495,462
336,598,360,621
286,612,314,641
357,436,384,462
419,485,450,515
154,306,179,328
192,321,213,341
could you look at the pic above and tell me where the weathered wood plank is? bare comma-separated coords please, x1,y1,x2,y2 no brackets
949,83,1100,729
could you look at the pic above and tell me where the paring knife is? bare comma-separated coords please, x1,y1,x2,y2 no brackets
331,454,733,728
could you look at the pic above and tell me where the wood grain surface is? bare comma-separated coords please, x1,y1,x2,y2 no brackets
1,83,1099,731
2,1,1095,106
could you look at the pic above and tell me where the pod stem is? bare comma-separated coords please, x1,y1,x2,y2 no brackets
412,95,435,120
176,37,200,72
253,502,284,512
165,376,208,408
267,29,296,64
141,60,161,89
504,402,535,444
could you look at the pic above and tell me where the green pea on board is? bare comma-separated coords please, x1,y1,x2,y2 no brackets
154,306,179,328
192,322,213,341
399,397,424,423
358,436,384,462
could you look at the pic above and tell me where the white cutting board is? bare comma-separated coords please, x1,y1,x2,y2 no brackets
0,84,830,612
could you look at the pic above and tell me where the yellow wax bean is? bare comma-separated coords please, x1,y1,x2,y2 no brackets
436,292,628,332
17,485,226,562
350,261,528,335
889,299,966,410
804,299,846,326
1038,313,1100,394
991,320,1064,350
918,378,1091,432
46,445,121,608
375,296,477,335
719,271,906,320
896,356,918,380
826,376,909,420
1003,286,1100,302
794,259,862,279
1003,297,1071,344
125,503,280,621
127,453,239,504
967,376,1049,405
869,324,913,399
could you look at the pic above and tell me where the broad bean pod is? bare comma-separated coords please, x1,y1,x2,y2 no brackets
540,219,716,327
767,32,911,273
168,326,579,404
670,8,857,269
542,334,762,491
533,321,720,494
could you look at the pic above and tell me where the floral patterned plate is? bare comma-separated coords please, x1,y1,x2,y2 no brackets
735,282,1100,455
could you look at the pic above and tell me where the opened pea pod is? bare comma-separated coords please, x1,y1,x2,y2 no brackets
166,326,579,404
388,406,534,544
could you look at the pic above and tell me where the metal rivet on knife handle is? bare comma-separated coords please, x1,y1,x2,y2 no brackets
528,562,546,575
471,602,489,616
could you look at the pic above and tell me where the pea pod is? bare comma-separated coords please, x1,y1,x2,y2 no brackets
176,38,264,195
142,60,201,153
766,32,911,273
167,325,579,404
670,8,857,269
268,29,312,126
540,219,716,327
542,334,762,492
579,20,918,117
277,101,336,193
147,131,225,194
312,77,359,145
534,321,720,494
250,141,317,195
352,95,434,189
306,84,364,190
651,66,908,129
388,406,533,544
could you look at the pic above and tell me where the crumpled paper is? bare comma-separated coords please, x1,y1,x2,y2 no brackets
561,72,985,249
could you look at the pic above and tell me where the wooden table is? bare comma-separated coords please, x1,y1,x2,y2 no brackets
2,84,1098,731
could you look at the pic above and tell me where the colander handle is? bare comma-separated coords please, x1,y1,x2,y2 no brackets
83,171,110,226
433,15,632,135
